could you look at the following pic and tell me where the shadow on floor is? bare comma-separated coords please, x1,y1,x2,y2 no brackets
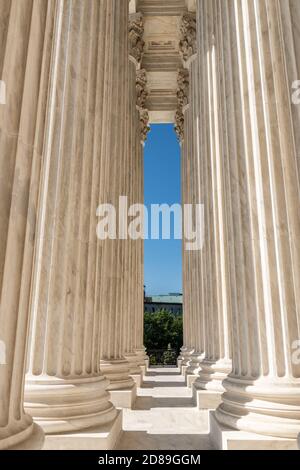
146,370,182,377
116,367,213,450
134,396,195,410
142,381,187,388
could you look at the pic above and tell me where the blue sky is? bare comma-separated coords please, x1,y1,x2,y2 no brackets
144,124,182,296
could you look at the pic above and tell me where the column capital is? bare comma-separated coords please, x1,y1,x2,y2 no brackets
136,68,148,108
179,13,197,63
139,108,150,143
174,108,185,143
136,69,150,143
174,68,190,142
129,12,145,66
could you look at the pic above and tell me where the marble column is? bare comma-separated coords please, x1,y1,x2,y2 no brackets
196,0,300,444
192,0,232,408
98,1,136,409
123,56,142,383
133,68,150,374
178,13,207,384
123,14,148,384
0,0,57,450
175,67,195,373
185,56,207,385
176,17,194,373
24,0,129,446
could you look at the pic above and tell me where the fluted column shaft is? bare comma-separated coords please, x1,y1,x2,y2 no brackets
132,105,147,369
180,94,194,367
98,0,135,394
195,0,300,438
193,0,232,394
123,57,145,377
186,55,206,376
126,11,148,372
24,0,130,433
0,0,61,449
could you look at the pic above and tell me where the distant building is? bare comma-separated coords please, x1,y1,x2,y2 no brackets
144,293,183,315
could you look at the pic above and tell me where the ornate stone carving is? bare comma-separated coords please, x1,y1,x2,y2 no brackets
139,108,151,143
177,68,189,108
129,12,145,64
174,68,189,142
136,69,148,108
135,69,150,142
179,13,197,62
174,108,184,143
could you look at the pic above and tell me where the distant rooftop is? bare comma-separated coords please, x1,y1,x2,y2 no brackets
147,293,183,304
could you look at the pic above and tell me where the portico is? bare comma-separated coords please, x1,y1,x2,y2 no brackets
0,0,300,451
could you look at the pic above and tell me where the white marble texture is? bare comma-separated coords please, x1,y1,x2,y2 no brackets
117,368,212,450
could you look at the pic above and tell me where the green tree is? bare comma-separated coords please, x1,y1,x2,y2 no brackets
144,309,183,355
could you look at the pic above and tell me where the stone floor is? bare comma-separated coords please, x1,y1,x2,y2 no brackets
117,367,213,450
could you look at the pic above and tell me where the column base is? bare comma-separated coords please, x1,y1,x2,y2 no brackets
0,417,36,450
186,352,204,375
185,352,205,387
109,386,137,409
10,424,45,450
187,374,198,388
192,386,223,410
124,353,143,386
216,376,300,439
25,374,117,434
177,358,183,369
210,412,298,450
195,358,231,392
41,411,122,450
181,365,188,377
101,359,136,389
100,359,137,408
131,374,143,388
134,347,148,369
181,348,194,370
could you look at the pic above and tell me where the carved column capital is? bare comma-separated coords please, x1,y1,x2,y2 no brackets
136,69,148,108
139,108,151,143
179,13,197,63
175,68,190,142
174,109,185,143
177,68,190,109
136,69,150,143
129,12,145,65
